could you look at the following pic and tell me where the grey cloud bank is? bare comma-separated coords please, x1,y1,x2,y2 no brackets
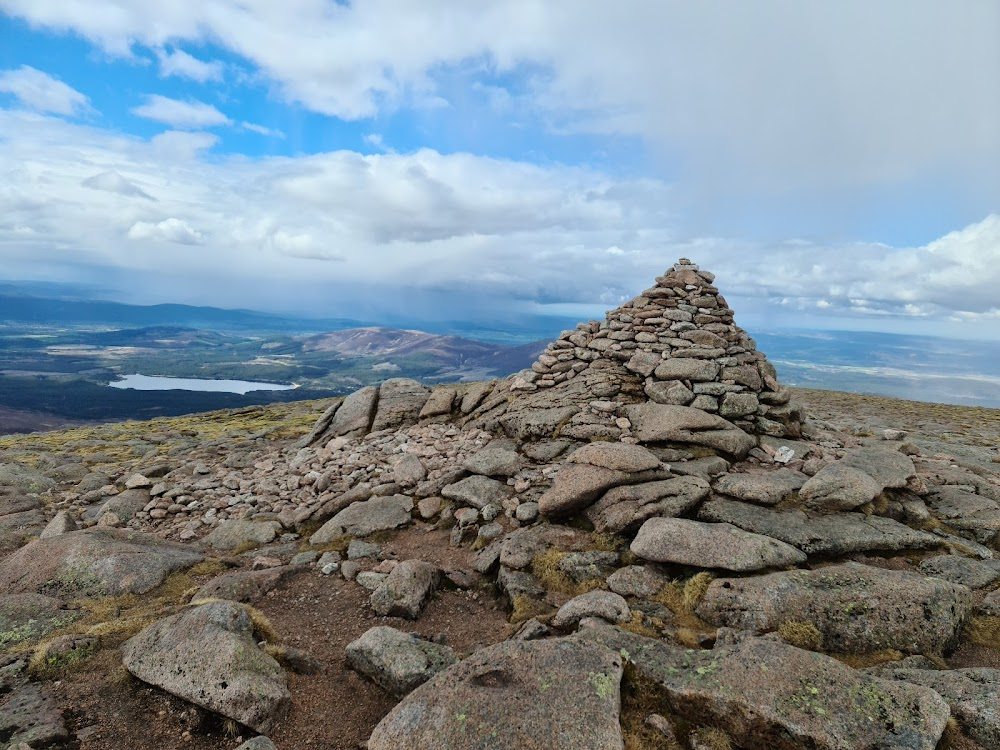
0,107,997,338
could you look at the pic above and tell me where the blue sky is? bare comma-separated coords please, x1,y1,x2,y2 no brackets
0,1,998,337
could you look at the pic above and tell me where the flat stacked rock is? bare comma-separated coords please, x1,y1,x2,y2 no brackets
521,258,802,438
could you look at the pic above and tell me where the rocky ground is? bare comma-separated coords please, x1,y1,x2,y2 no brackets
2,263,1000,750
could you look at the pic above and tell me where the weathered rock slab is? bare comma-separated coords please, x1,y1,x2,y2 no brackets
567,442,662,472
698,562,972,654
309,495,413,543
552,590,630,630
582,623,949,750
713,469,807,506
370,378,431,432
462,443,523,477
0,683,68,749
697,498,941,556
586,476,710,534
0,528,203,598
329,385,379,437
121,600,290,733
202,520,281,551
346,626,457,698
368,636,625,750
631,517,806,571
441,475,512,510
624,404,756,460
0,593,79,651
917,555,1000,589
370,560,440,619
800,447,915,511
538,464,629,516
871,667,1000,749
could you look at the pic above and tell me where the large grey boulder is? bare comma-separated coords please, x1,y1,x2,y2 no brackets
195,566,302,603
538,464,628,516
0,465,55,494
497,524,591,571
202,520,281,551
585,476,710,534
0,506,45,553
121,600,290,733
918,555,1000,589
606,566,669,598
369,560,440,619
925,486,1000,544
0,528,203,598
346,626,457,697
38,510,77,539
368,636,625,750
582,623,949,750
552,590,630,630
800,447,915,511
624,404,756,459
698,563,972,654
419,387,456,418
0,594,80,651
566,442,662,472
630,517,806,571
390,454,426,487
799,464,882,511
698,498,941,555
309,495,413,544
841,446,916,488
370,379,431,432
328,386,379,437
871,667,1000,748
441,475,512,510
0,683,68,749
713,469,807,506
463,443,523,477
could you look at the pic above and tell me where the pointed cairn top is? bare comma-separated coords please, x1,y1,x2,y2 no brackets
519,258,803,437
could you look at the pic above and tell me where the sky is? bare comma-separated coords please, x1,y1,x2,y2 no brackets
0,1,998,339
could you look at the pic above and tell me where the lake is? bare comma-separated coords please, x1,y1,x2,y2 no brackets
109,374,296,395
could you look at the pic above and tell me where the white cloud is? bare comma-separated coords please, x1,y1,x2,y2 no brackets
240,121,284,138
150,130,220,157
0,65,91,116
0,108,998,336
156,48,224,83
128,217,204,245
131,94,231,129
2,1,996,198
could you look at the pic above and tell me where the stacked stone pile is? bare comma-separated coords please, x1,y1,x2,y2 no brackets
521,258,800,437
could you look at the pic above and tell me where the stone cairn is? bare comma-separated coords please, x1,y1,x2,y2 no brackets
521,258,801,437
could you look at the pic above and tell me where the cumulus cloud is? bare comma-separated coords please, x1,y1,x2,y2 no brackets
131,94,231,129
0,109,997,336
155,48,224,83
2,0,997,199
0,65,92,116
128,217,204,244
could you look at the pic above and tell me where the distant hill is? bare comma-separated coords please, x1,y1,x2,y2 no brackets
0,292,368,333
299,326,546,377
